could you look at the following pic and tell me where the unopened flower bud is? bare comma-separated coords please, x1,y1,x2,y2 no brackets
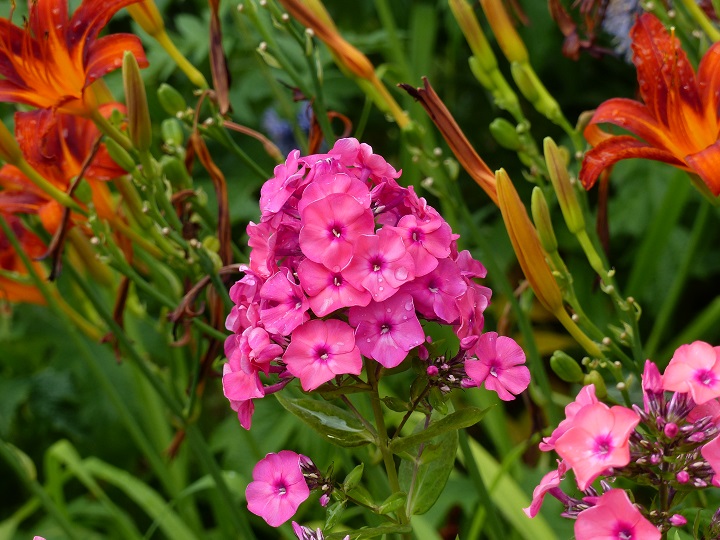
418,345,429,361
319,493,330,507
157,83,188,116
449,0,498,73
479,0,528,63
532,187,558,255
583,371,607,399
427,365,439,377
104,137,137,173
676,470,690,484
123,51,152,152
489,118,522,151
544,137,585,235
664,422,679,438
550,350,584,383
669,514,687,527
127,0,165,37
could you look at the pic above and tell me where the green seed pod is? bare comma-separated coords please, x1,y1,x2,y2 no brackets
157,83,188,117
550,350,584,383
583,370,607,398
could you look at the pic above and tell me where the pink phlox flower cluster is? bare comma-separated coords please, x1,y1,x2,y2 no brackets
224,138,507,427
528,341,720,536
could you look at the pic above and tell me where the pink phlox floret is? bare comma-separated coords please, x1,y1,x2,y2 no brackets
555,402,640,491
297,258,371,317
349,293,425,368
296,172,371,215
246,450,311,527
386,213,452,276
455,282,490,353
259,268,310,336
523,460,568,518
464,332,530,401
401,257,467,323
539,384,599,452
343,227,415,302
299,192,375,271
573,489,660,540
688,398,720,425
259,150,308,215
701,435,720,477
283,319,362,391
663,341,720,405
454,249,488,278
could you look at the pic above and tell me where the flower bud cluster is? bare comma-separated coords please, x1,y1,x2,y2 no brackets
222,138,529,428
526,340,720,538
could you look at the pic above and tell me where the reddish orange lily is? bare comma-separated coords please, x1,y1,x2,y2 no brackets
0,0,147,115
0,212,46,304
580,13,720,196
0,108,125,232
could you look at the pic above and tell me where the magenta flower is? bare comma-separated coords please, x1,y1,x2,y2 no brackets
701,436,720,477
283,319,362,391
540,385,599,452
246,451,310,527
464,333,530,401
229,397,255,430
523,460,567,518
297,259,371,317
402,257,467,323
386,213,452,276
663,341,720,404
555,403,640,490
222,353,264,403
574,489,660,540
343,227,415,301
259,268,310,336
349,293,425,368
297,172,371,215
259,150,307,215
299,192,374,271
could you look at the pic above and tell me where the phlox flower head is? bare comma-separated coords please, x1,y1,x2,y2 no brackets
574,489,660,540
246,451,310,527
663,341,720,405
555,402,640,490
464,332,530,401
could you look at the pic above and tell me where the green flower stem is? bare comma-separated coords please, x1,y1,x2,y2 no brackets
646,201,711,358
458,431,504,540
15,160,84,214
204,122,271,181
91,109,133,151
0,441,80,540
367,366,410,530
677,0,720,41
154,31,209,89
0,215,181,500
185,424,256,539
340,395,378,438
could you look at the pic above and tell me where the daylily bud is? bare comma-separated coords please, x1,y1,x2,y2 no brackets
0,119,22,165
157,83,187,116
550,350,584,383
583,371,607,398
104,137,137,173
496,168,563,313
479,0,528,63
127,0,165,37
122,51,152,152
449,0,497,73
161,118,185,147
544,137,585,234
531,187,558,254
489,118,522,151
510,62,564,122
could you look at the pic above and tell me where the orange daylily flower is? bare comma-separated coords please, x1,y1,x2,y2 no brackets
0,108,125,232
580,13,720,196
0,213,46,304
0,0,147,115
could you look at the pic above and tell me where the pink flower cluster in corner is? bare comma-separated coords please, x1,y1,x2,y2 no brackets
223,138,529,428
526,340,720,538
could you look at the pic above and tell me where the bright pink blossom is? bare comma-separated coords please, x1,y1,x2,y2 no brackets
523,461,567,518
555,403,640,490
246,451,310,527
402,257,467,323
299,192,374,271
349,293,425,368
260,150,307,214
663,341,720,404
259,269,310,336
297,258,371,316
540,385,599,452
386,213,452,276
297,172,371,215
343,228,415,301
284,319,362,391
574,489,660,540
464,333,530,401
701,436,720,477
229,398,255,430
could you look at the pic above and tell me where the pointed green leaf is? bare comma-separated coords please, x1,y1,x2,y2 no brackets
276,394,374,447
390,406,489,455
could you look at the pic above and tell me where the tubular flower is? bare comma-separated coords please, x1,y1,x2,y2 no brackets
0,0,147,115
580,13,720,196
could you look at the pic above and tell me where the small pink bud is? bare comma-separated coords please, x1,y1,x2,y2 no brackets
669,514,687,527
650,454,661,465
676,470,690,484
689,432,707,443
664,422,679,438
418,345,429,361
319,493,330,507
427,365,439,377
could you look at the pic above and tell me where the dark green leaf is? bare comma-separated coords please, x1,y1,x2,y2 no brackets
275,394,374,447
324,500,346,530
390,407,489,455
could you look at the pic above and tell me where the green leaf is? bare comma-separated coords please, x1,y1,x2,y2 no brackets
275,394,374,447
390,407,489,455
399,430,457,515
324,500,346,530
342,463,364,492
326,524,413,539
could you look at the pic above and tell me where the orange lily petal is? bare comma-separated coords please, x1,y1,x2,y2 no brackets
697,41,720,122
86,34,148,86
580,135,685,189
588,98,676,152
685,141,720,196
